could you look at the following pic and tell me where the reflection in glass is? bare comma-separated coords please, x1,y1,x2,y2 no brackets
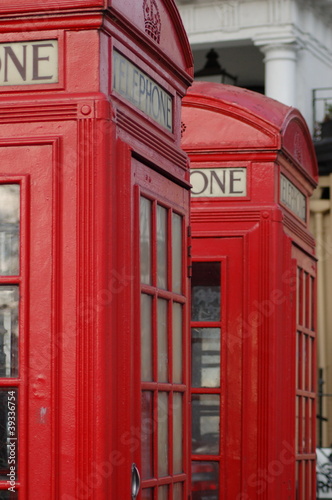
173,393,183,474
0,389,18,481
141,294,152,382
158,392,168,477
0,491,18,499
141,391,153,479
191,262,221,322
192,461,219,500
172,213,182,294
192,394,220,455
158,299,168,382
142,488,153,500
157,205,167,289
172,303,182,384
0,287,19,378
158,485,168,500
191,328,220,388
173,483,183,500
0,185,20,276
140,197,152,285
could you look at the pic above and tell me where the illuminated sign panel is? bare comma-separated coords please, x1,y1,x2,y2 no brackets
190,167,247,197
112,50,173,132
0,40,58,86
280,174,306,221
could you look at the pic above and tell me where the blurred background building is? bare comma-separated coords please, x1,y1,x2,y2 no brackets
175,0,332,448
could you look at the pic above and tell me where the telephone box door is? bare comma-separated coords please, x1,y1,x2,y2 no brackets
191,236,243,499
0,142,62,497
113,155,190,500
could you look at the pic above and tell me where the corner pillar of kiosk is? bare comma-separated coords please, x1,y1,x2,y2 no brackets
182,81,318,500
0,1,193,498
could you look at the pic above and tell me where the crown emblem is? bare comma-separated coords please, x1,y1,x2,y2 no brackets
143,0,161,44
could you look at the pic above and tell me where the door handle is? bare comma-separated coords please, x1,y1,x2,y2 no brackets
131,463,140,500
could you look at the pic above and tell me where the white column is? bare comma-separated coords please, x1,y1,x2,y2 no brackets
257,43,299,107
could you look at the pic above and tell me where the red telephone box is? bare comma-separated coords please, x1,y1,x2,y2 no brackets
181,82,318,500
0,1,193,498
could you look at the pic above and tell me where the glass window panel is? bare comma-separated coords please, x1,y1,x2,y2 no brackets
192,394,220,455
158,485,168,500
173,393,183,474
191,328,220,388
157,205,167,290
311,277,315,332
140,197,152,285
158,299,168,383
191,262,221,322
0,389,18,481
192,461,219,500
172,303,182,384
0,185,19,277
141,391,153,480
0,491,18,499
172,213,182,294
0,287,19,378
173,483,183,500
141,294,153,382
142,488,153,500
158,392,168,477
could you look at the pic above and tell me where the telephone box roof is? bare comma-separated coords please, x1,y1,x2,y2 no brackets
182,81,318,184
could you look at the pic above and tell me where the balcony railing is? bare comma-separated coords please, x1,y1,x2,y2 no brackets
313,87,332,140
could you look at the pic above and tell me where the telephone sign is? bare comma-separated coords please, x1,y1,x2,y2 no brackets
0,40,58,85
112,50,173,131
190,167,247,197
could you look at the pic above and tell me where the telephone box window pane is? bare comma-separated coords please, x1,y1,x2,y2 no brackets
192,262,221,322
158,392,168,476
0,491,18,499
173,483,183,500
192,461,219,500
173,393,183,474
141,391,154,480
0,287,19,378
172,213,182,294
141,294,153,382
172,303,182,384
157,205,167,290
191,328,220,388
140,197,152,285
158,299,168,383
142,489,153,500
192,394,220,455
0,389,18,481
0,185,19,276
158,485,168,500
